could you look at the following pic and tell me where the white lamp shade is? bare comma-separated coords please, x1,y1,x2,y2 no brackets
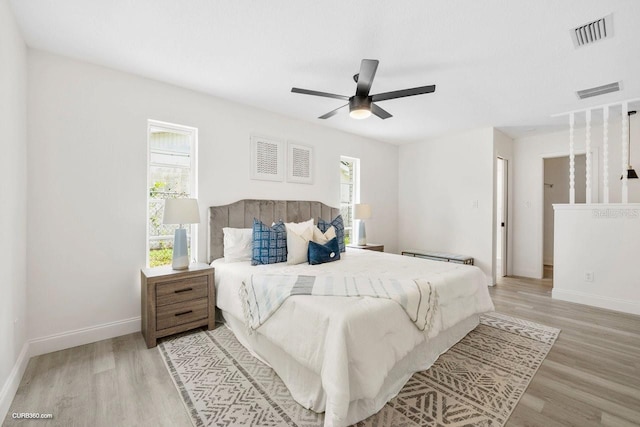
163,198,200,225
354,203,372,220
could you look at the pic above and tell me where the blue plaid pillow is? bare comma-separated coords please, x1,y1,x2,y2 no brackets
317,214,345,252
251,219,287,265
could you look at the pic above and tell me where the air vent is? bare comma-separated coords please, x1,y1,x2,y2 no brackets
571,14,613,48
576,82,620,100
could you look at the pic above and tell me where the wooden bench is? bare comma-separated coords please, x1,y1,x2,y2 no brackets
401,249,474,265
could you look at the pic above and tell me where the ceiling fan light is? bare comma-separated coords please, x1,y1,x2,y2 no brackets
349,108,372,119
348,95,372,119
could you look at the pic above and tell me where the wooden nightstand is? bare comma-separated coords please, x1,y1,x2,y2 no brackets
141,263,215,348
347,243,384,252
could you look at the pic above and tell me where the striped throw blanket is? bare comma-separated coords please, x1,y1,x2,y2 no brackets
240,274,438,333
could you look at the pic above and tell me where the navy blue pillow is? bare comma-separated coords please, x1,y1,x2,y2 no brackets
317,215,345,252
251,219,287,265
308,237,341,265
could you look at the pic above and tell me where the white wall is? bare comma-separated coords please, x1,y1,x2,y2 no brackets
0,0,28,419
398,127,495,284
553,204,640,315
542,155,585,265
26,50,399,354
512,118,640,278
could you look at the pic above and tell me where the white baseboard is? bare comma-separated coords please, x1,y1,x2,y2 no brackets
0,343,30,423
552,289,640,316
29,316,141,357
512,267,541,280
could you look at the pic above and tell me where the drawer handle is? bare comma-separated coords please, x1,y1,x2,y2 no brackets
175,310,193,317
174,287,193,294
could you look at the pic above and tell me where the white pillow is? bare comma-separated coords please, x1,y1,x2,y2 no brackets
287,226,337,265
286,223,314,265
285,218,314,235
312,225,336,244
223,227,253,263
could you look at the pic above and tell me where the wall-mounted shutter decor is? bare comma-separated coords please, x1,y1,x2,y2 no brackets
250,135,284,181
287,142,313,184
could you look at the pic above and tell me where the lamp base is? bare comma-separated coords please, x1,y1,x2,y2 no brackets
357,220,367,246
172,228,189,270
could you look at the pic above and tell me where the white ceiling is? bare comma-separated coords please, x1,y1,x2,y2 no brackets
9,0,640,144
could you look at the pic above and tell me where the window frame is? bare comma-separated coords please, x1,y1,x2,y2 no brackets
146,120,198,267
339,156,361,244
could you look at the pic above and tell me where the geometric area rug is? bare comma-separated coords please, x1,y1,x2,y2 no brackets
158,312,560,427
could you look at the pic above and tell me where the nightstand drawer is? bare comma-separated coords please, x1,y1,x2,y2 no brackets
156,276,208,306
156,298,209,330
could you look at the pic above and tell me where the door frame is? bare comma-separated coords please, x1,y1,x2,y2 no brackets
493,154,512,285
537,148,597,279
497,157,508,278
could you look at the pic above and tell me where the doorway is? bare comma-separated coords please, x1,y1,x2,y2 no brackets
542,155,586,280
496,157,508,278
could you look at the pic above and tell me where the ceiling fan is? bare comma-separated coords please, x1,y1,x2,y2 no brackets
291,59,436,120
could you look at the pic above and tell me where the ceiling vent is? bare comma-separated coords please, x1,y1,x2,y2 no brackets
576,82,620,100
571,14,613,48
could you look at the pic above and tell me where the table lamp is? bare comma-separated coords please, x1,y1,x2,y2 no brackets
354,203,371,246
163,198,200,270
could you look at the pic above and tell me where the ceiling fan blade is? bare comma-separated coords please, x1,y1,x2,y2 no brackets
291,87,349,101
371,103,393,120
355,59,379,97
371,85,436,102
319,104,348,119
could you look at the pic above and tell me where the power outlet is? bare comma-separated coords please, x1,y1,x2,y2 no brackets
584,271,594,282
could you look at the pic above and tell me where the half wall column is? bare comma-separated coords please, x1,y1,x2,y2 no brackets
569,112,575,204
622,102,629,203
585,109,592,203
603,106,610,203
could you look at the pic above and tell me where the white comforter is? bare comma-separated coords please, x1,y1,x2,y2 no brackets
213,249,494,427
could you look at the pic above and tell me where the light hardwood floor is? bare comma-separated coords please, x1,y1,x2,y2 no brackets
492,276,640,427
4,276,640,426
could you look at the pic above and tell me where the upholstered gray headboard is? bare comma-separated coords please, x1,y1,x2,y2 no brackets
208,199,340,263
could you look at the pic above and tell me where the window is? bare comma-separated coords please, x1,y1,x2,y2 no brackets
340,156,360,244
147,120,198,267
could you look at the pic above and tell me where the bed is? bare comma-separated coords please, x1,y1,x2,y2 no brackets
208,199,494,427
